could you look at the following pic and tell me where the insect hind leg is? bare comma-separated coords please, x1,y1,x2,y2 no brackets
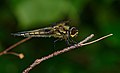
70,38,77,44
66,38,77,46
53,39,62,49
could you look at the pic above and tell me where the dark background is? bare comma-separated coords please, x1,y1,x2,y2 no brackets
0,0,120,73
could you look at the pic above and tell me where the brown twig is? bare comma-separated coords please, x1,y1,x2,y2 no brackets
23,34,113,73
0,37,32,58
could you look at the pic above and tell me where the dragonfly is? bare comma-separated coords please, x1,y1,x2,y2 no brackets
11,20,78,45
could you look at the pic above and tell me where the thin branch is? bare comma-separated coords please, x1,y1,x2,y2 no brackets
23,34,113,73
0,37,32,56
5,52,24,59
79,34,94,44
81,34,113,46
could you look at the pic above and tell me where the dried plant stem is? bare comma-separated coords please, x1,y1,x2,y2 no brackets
23,34,113,73
0,37,32,56
80,34,113,46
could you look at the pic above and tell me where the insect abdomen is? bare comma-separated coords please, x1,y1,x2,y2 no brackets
11,30,53,37
11,31,30,37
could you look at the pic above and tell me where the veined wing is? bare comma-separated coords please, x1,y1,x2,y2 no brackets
11,27,55,37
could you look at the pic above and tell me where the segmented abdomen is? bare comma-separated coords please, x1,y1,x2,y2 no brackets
11,29,53,37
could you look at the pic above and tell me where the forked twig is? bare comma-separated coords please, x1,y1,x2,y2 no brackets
23,34,113,73
0,37,32,58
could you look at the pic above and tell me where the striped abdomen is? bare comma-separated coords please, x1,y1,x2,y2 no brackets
11,28,54,37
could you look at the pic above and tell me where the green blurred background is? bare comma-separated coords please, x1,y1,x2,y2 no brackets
0,0,120,73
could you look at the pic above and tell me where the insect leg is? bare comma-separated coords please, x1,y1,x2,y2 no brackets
66,37,72,46
69,38,77,44
53,39,61,49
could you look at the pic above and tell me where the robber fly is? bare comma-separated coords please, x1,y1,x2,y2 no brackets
11,20,78,45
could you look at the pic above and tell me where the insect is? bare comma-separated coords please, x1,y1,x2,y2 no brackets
12,20,78,45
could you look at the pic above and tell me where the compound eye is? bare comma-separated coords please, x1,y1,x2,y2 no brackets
70,27,78,37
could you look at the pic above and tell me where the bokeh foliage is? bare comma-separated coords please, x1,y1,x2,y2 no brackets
0,0,120,73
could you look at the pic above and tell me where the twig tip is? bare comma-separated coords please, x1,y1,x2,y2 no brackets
107,34,113,37
18,53,24,59
110,34,113,36
91,34,94,36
